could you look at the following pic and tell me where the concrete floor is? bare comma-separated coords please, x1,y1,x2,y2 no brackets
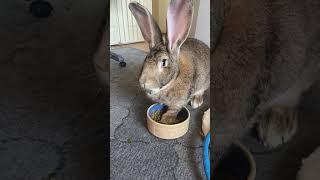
111,42,149,52
0,0,107,179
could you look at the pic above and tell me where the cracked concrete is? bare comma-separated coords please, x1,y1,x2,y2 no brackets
110,105,129,139
110,48,209,179
0,0,107,179
0,139,60,180
174,144,205,180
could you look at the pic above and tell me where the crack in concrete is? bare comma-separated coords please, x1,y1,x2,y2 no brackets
0,89,106,179
0,90,99,178
111,106,130,140
0,130,69,179
47,143,67,180
63,86,105,138
112,91,140,141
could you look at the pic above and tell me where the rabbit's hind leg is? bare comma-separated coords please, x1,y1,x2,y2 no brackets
256,106,298,149
190,91,204,109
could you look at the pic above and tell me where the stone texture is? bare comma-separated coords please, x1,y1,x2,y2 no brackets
110,140,177,180
0,0,107,179
174,144,206,180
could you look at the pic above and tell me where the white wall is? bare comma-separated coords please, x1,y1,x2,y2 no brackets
152,0,169,33
110,0,152,45
194,0,210,47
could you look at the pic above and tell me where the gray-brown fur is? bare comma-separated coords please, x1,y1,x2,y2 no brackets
130,0,210,124
212,0,320,168
257,106,298,148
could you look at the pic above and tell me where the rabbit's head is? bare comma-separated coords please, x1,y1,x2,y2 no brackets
129,0,193,96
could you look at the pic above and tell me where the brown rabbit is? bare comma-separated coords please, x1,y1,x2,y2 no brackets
129,0,210,124
212,0,320,169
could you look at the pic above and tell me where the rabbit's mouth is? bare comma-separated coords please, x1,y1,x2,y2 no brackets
145,88,160,95
145,91,161,102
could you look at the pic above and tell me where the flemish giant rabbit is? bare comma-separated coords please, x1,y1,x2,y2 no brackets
129,0,210,124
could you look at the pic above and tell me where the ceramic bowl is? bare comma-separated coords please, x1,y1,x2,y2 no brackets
147,103,190,139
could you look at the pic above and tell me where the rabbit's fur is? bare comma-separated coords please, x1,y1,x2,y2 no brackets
212,0,320,168
129,0,209,124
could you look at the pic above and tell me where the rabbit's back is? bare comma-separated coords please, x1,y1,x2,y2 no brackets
212,0,320,118
251,0,320,111
181,38,210,94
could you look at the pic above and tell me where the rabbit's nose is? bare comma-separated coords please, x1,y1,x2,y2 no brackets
141,84,151,93
145,89,153,94
143,82,153,90
141,83,153,94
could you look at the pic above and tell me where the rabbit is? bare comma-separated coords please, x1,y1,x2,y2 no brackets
93,8,109,87
93,26,109,87
129,0,210,124
212,0,320,169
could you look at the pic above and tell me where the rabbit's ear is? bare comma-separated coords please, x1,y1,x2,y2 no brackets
166,0,193,53
129,2,163,49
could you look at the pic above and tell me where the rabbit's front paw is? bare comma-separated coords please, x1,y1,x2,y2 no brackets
257,106,298,148
160,112,178,125
190,94,204,109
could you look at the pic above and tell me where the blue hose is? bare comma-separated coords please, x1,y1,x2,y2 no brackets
203,132,210,180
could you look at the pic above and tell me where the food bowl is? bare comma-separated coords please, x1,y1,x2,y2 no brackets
214,143,256,180
147,103,190,139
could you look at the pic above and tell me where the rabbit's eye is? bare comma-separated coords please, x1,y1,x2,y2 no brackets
161,59,168,67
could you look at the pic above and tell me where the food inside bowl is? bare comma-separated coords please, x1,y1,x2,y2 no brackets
149,104,188,124
150,109,163,122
